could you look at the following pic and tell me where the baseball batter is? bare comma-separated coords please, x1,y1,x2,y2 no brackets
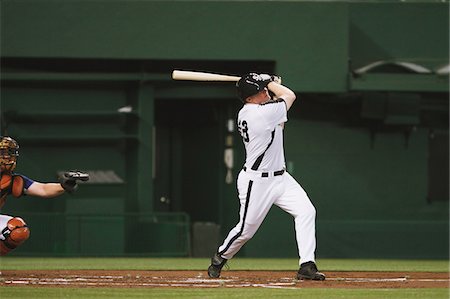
208,73,325,280
0,136,88,256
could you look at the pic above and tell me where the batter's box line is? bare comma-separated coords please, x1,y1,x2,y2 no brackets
329,277,407,282
410,279,450,282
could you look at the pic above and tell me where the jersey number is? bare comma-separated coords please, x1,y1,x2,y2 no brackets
238,120,250,142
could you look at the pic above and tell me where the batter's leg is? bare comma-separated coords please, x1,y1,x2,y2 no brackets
217,175,279,260
274,172,317,265
208,173,282,278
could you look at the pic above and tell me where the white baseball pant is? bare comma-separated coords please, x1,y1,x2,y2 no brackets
217,169,317,265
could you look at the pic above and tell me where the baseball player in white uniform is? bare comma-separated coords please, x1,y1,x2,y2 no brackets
208,73,325,280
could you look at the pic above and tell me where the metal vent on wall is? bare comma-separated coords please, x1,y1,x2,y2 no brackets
353,60,434,75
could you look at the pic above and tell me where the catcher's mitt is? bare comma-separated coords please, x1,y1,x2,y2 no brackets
59,170,89,193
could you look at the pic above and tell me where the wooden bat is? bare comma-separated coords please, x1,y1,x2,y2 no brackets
172,70,241,82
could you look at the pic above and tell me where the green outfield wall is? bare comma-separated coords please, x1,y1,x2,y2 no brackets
0,0,448,259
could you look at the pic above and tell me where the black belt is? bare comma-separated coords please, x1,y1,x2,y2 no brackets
243,166,285,177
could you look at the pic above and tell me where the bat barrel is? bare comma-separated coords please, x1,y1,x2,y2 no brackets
172,70,241,82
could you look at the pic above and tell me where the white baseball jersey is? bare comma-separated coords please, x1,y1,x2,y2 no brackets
216,98,318,266
237,99,287,171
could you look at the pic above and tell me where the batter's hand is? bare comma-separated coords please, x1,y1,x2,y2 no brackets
271,75,282,84
258,73,272,87
59,170,89,193
259,73,282,86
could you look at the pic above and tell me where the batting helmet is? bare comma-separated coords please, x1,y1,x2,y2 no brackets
236,73,270,102
0,136,20,172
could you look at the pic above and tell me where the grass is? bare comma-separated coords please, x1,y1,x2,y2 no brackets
0,287,448,299
0,257,448,299
0,257,448,272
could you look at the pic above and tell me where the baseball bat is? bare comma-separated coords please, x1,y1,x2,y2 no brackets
172,70,241,82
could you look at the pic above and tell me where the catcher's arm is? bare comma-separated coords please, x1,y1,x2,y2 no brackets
26,182,65,198
26,171,89,197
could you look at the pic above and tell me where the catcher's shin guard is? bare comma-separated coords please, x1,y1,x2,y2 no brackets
0,217,30,256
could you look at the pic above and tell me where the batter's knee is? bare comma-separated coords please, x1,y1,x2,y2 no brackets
309,205,316,217
0,217,30,256
297,203,316,220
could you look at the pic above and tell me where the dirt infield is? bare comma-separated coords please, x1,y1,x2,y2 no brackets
1,270,448,289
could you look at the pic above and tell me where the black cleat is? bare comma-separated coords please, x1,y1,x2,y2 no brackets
207,253,227,278
297,261,326,281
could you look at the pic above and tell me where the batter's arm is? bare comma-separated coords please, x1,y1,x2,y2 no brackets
267,81,296,111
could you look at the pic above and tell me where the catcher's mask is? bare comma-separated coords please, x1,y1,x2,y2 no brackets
0,136,19,172
236,73,269,103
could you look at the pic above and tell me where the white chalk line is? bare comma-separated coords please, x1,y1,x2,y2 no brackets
3,276,449,289
328,277,408,282
3,278,297,288
411,279,449,282
327,277,450,283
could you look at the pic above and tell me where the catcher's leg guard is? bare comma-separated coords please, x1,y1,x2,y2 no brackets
0,217,30,256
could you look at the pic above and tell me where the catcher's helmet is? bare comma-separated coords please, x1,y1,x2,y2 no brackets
0,136,19,172
236,73,270,102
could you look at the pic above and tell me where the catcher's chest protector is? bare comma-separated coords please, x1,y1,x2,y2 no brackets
0,174,24,209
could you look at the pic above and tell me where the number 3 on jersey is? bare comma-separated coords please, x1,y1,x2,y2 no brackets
238,120,250,142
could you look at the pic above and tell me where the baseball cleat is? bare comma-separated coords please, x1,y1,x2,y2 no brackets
297,261,326,281
207,253,227,278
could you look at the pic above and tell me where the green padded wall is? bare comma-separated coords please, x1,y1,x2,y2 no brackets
350,2,448,70
1,0,447,258
1,0,349,92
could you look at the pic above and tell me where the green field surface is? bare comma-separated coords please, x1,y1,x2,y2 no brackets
1,257,449,299
0,287,448,299
0,257,448,272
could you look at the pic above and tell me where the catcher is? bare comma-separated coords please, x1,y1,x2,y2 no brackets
0,136,89,255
